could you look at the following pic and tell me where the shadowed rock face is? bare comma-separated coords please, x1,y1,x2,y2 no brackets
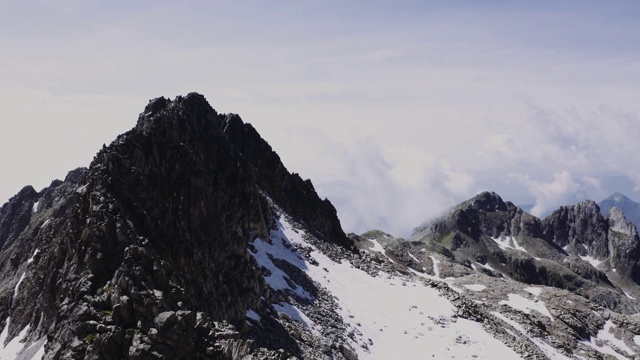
405,191,640,313
222,114,349,249
543,200,609,259
0,93,350,359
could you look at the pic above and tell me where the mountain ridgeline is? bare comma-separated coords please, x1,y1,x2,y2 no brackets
3,93,640,359
0,93,350,359
394,191,640,312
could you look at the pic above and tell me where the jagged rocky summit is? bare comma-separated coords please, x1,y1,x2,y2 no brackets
0,93,352,359
402,191,640,311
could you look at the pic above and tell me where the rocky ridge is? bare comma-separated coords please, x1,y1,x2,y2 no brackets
0,93,351,359
371,191,640,358
405,192,640,310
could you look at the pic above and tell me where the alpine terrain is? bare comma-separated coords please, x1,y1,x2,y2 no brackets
599,193,640,231
1,93,640,359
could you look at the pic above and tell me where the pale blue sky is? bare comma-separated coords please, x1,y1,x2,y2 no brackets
2,1,640,236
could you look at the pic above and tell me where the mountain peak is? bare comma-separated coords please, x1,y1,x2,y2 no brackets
602,192,634,204
0,93,354,359
134,92,222,138
460,191,508,212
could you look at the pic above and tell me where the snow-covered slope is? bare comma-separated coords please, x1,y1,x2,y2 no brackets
250,214,520,359
246,206,640,359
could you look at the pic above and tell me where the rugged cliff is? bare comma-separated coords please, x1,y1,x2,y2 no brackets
0,93,350,359
406,192,640,313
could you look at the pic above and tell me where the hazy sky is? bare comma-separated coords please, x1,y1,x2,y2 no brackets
2,1,640,237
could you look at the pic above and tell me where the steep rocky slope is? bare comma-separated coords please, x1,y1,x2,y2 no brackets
405,192,640,312
0,93,350,359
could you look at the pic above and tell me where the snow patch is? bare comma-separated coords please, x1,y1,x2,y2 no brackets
368,239,385,254
491,236,527,253
579,255,602,268
479,262,495,271
430,256,440,278
40,219,50,229
0,317,35,360
28,339,47,360
27,249,39,264
273,302,318,334
491,312,571,359
524,287,543,297
623,290,636,300
152,290,163,299
580,320,634,359
499,294,553,321
32,202,39,214
249,225,311,299
464,284,486,292
76,184,88,195
407,252,419,263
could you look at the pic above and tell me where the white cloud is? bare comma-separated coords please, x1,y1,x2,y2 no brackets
510,171,585,218
583,176,601,191
309,136,477,237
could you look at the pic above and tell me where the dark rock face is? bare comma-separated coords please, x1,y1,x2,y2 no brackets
0,93,350,359
0,185,38,251
222,114,349,249
543,200,609,259
408,191,640,313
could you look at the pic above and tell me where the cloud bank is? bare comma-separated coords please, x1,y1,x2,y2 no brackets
2,1,640,237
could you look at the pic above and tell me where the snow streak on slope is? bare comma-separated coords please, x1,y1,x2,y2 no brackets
499,293,554,321
27,249,39,264
491,236,528,253
0,317,46,360
252,216,522,360
580,320,634,359
249,232,312,299
367,239,385,254
13,272,26,300
429,255,440,278
490,312,571,360
579,254,602,268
